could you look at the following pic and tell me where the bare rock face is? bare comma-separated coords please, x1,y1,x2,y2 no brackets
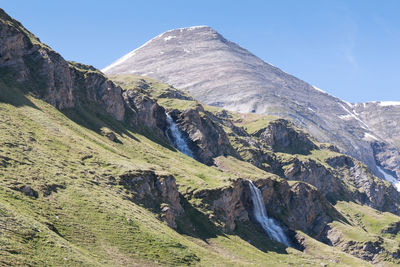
0,9,74,109
253,119,317,155
191,178,339,241
69,63,125,121
118,170,183,228
193,179,249,232
102,25,400,180
254,179,340,240
169,107,239,165
283,158,348,203
122,89,167,136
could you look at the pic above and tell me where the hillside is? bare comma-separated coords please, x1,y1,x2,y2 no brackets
102,26,400,185
1,8,400,267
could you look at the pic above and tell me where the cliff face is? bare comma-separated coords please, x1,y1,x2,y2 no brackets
190,177,340,243
168,107,239,165
117,170,183,228
0,10,169,138
0,10,74,109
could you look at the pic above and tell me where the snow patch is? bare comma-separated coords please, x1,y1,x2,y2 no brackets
187,25,209,31
312,85,326,94
339,103,370,129
338,114,353,120
379,101,400,107
364,133,378,141
377,166,400,192
164,35,176,41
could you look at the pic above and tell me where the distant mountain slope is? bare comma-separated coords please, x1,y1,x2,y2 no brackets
352,102,400,179
102,26,399,181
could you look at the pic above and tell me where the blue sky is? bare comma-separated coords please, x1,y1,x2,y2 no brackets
1,0,399,102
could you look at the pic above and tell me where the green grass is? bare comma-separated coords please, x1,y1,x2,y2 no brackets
232,113,278,134
157,98,199,110
109,74,193,100
330,201,400,265
0,81,381,266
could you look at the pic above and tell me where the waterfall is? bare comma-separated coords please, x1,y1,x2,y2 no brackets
165,113,194,158
248,181,290,246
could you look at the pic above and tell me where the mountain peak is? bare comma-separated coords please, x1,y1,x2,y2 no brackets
102,25,228,74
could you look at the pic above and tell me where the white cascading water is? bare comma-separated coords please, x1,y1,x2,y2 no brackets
248,181,290,246
165,113,194,158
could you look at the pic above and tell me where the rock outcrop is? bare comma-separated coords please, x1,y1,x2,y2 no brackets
253,119,317,155
168,107,239,165
0,9,74,109
118,170,183,228
122,89,167,136
190,177,340,242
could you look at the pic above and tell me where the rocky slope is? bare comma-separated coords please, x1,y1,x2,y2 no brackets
2,8,400,266
102,26,400,184
353,102,400,179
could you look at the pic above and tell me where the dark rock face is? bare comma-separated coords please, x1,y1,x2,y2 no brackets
0,10,74,109
169,108,239,165
118,170,183,228
283,158,349,202
381,221,400,235
190,178,339,242
12,185,39,198
102,25,400,180
122,89,167,136
69,65,125,121
253,119,317,155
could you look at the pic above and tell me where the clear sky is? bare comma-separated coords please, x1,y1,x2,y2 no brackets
1,0,399,102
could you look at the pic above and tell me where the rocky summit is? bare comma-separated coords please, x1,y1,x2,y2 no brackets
103,26,400,183
2,7,400,267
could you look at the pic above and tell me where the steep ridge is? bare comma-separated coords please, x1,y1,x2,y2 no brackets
103,26,400,183
1,8,400,266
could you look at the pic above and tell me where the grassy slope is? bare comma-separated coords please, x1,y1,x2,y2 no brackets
0,81,375,266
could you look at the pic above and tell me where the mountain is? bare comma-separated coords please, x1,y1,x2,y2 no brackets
102,26,400,184
3,8,400,266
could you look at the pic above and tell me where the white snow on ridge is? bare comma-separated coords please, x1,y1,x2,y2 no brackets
377,166,400,192
379,101,400,107
164,36,177,41
102,50,137,73
364,132,378,141
101,33,163,73
312,85,326,93
102,26,210,73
